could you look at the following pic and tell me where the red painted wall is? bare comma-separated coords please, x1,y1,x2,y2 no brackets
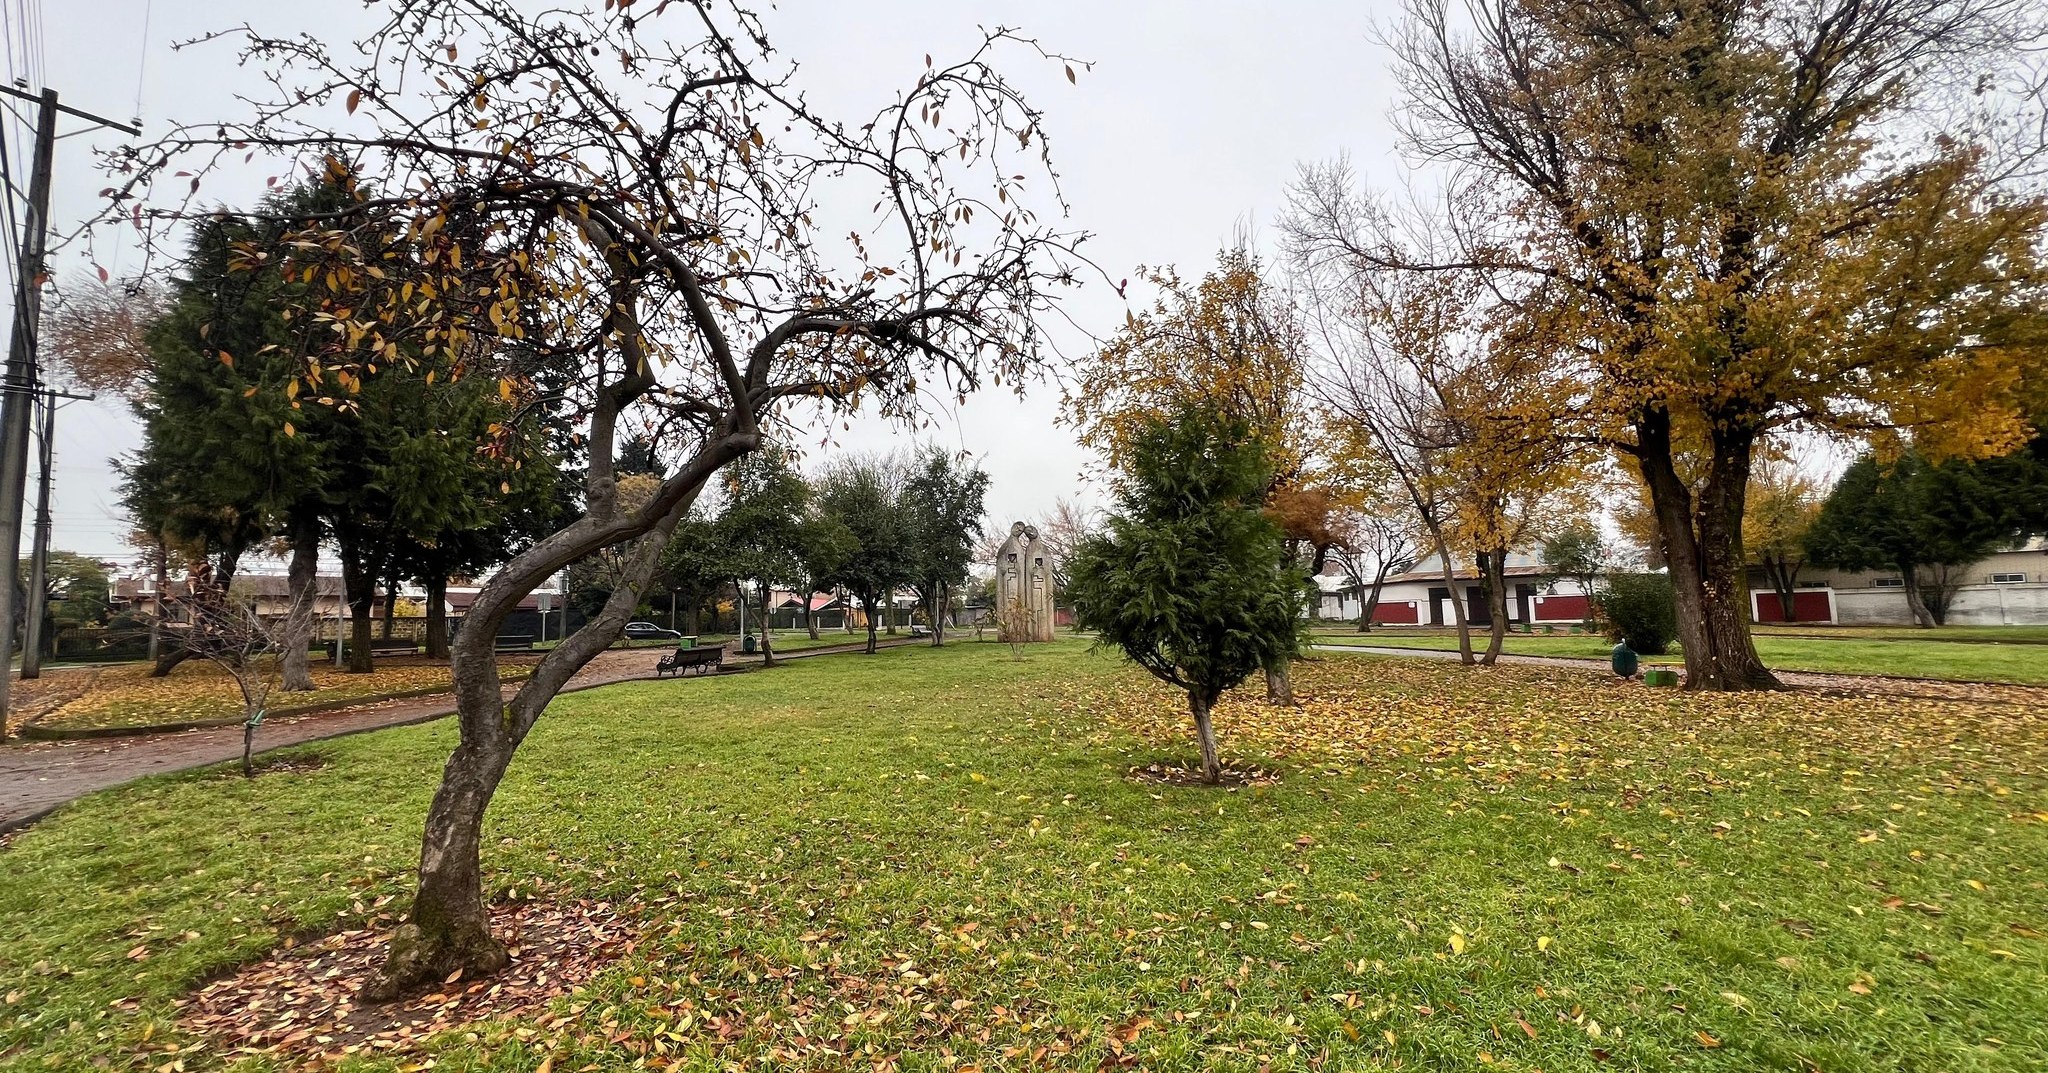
1369,600,1420,624
1753,589,1832,623
1531,594,1589,622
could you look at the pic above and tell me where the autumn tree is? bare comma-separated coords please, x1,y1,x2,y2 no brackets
44,277,165,401
109,0,1083,996
1065,247,1318,700
1744,460,1824,622
1297,240,1588,665
1539,523,1608,622
1067,408,1308,784
1294,0,2048,689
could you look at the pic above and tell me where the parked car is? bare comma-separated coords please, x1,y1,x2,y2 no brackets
622,621,682,641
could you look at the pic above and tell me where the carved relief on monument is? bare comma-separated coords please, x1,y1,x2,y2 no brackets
995,521,1058,642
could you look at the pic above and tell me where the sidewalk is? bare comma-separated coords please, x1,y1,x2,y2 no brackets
1,638,914,833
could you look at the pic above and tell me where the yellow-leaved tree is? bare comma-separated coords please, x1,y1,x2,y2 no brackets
1293,0,2048,689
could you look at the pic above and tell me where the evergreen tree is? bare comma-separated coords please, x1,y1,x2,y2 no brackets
709,446,810,665
1804,452,2015,626
1067,409,1308,784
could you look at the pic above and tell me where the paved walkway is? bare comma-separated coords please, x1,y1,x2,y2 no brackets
1,637,915,832
1311,643,2048,704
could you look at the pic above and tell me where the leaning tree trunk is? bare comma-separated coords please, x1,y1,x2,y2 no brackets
864,596,880,654
1636,410,1781,691
758,580,774,667
803,592,819,641
424,576,451,659
1432,535,1475,665
280,516,320,691
1900,565,1937,628
364,475,714,1001
1188,688,1222,785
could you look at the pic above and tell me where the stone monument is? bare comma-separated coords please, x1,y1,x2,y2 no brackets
995,521,1057,642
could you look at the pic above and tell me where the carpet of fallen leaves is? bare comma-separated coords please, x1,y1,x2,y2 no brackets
34,656,539,732
177,894,634,1064
1074,655,2048,785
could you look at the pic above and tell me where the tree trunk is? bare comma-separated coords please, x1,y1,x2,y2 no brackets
1262,657,1295,706
1188,689,1222,785
1359,563,1394,632
1433,537,1474,665
1634,411,1781,690
280,516,320,691
380,580,398,641
425,576,450,660
1899,565,1936,628
864,596,879,654
758,580,774,667
803,591,819,641
930,583,945,646
360,736,515,1001
1478,549,1508,666
150,542,245,678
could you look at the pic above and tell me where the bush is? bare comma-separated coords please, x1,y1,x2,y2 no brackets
1596,573,1677,655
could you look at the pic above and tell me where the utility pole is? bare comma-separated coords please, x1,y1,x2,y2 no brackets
20,385,91,677
0,86,140,737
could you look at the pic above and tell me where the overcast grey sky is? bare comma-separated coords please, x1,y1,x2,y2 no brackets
13,1,1410,570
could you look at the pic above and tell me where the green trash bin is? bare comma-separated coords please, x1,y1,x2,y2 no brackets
1610,643,1639,678
742,634,758,655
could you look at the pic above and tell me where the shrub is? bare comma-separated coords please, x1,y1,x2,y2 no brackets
1596,573,1677,655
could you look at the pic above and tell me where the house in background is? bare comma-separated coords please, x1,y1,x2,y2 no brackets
1746,538,2048,626
1316,551,1598,628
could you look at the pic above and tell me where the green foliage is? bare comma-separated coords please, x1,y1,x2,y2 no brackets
1596,573,1677,655
815,457,915,638
28,552,113,629
1539,524,1607,600
1067,408,1307,703
900,447,991,622
711,446,812,591
1806,451,2032,576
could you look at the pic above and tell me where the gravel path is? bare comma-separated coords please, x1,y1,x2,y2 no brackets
0,638,915,833
1311,644,2048,705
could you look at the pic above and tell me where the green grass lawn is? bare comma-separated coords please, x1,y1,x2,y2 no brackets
1311,629,2048,685
2,642,2043,1071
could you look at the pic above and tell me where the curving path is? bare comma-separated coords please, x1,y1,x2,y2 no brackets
1,637,916,833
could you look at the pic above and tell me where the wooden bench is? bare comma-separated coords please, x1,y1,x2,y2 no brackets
494,634,536,652
656,643,725,677
370,639,417,656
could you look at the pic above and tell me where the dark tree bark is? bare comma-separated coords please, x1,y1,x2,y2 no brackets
379,577,397,641
757,580,774,667
280,513,320,691
1432,540,1475,665
1476,548,1509,666
1635,413,1783,690
1899,563,1937,627
337,528,379,674
424,575,450,659
1262,657,1295,706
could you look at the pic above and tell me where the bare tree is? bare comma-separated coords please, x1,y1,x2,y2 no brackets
105,1,1088,997
181,581,289,777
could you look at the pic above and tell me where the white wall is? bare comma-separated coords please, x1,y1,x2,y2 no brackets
1833,582,2048,626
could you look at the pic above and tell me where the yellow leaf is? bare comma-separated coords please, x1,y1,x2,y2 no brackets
1537,936,1552,952
1448,932,1466,954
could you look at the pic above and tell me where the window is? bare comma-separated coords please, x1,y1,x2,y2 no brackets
1990,572,2027,585
1870,577,1905,588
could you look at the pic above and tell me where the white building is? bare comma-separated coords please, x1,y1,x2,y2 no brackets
1747,538,2048,626
1316,550,1598,628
